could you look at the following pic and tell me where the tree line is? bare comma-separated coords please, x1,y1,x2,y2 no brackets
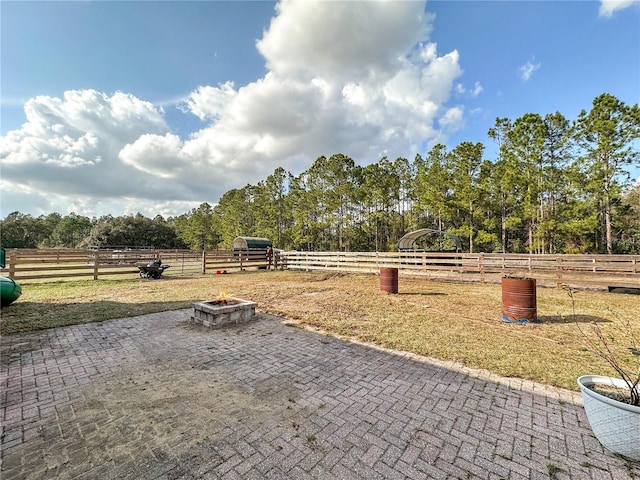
2,93,639,254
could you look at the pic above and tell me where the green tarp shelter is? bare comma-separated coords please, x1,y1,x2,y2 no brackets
232,236,272,250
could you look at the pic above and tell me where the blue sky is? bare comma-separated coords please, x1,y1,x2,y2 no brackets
1,0,639,219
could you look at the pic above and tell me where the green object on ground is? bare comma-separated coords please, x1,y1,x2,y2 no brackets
232,236,272,250
0,276,22,306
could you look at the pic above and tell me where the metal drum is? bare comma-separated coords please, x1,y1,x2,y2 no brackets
501,276,537,322
380,267,399,294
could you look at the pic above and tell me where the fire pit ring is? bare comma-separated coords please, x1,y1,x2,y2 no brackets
191,298,257,329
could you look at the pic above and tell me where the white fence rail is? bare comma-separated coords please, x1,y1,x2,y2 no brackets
279,251,640,290
2,248,638,291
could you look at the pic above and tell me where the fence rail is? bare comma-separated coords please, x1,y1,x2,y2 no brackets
1,249,638,290
0,249,274,282
280,251,640,290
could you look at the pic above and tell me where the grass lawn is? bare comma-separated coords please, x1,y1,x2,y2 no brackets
2,270,638,392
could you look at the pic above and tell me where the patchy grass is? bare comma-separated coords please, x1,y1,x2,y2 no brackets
1,270,638,392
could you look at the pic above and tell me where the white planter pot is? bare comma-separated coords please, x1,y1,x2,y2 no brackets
578,375,640,461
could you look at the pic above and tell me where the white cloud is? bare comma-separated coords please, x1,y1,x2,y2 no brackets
455,81,483,98
599,0,638,17
256,1,432,81
471,82,483,97
1,90,168,170
438,106,464,132
119,133,186,178
518,60,541,81
180,82,237,121
128,0,465,190
1,0,466,218
0,90,198,211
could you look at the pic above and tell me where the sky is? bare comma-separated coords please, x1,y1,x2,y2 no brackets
1,0,639,219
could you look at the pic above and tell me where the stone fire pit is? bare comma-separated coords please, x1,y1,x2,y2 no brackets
191,298,257,328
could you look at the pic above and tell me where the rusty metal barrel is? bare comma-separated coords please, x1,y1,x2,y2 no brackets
501,277,538,323
380,267,398,294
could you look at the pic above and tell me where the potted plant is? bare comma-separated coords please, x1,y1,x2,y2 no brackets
568,287,640,461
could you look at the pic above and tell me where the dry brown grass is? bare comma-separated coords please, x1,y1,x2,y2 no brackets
2,270,638,392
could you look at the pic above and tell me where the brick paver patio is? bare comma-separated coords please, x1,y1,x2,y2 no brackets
1,310,639,479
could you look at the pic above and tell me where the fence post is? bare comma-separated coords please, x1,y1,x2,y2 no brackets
479,253,485,283
93,251,99,280
556,256,562,287
202,250,206,274
8,251,16,279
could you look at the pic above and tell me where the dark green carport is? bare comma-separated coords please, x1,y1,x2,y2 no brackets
232,236,272,250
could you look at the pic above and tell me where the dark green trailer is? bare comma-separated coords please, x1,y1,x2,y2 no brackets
232,237,272,250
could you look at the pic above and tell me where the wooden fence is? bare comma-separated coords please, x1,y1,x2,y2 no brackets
281,251,640,290
1,248,639,291
0,248,274,282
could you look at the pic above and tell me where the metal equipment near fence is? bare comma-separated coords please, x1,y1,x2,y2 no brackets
137,259,171,279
